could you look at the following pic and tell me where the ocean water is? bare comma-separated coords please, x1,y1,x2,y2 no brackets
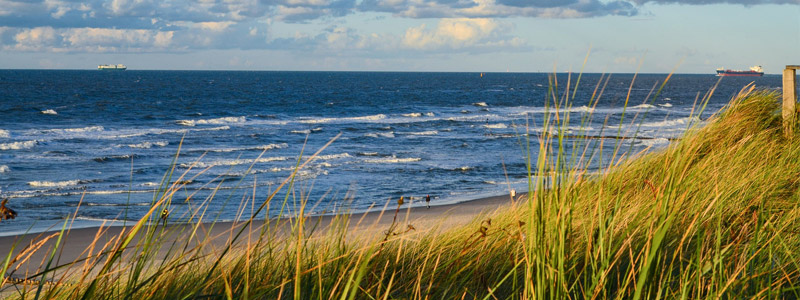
0,70,783,235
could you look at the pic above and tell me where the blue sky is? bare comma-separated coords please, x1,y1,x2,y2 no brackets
0,0,797,73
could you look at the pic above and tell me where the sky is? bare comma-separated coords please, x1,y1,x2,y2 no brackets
0,0,798,73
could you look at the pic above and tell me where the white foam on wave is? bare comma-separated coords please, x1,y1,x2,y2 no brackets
365,132,395,138
43,126,104,134
28,180,80,188
299,114,386,124
126,141,169,149
207,143,288,153
425,112,435,117
0,165,8,173
658,103,673,108
184,156,290,168
511,105,594,115
402,112,422,118
483,123,508,129
177,116,246,127
639,116,701,128
405,130,438,136
291,129,311,134
361,156,422,164
629,104,656,110
639,138,671,148
358,152,379,156
0,140,37,150
0,129,8,138
41,109,58,115
316,153,352,160
473,102,488,107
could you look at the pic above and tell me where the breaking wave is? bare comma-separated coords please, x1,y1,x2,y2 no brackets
41,109,58,115
299,114,386,124
473,102,488,107
28,180,81,188
203,143,288,153
125,141,169,149
483,123,507,129
0,165,8,173
639,138,671,148
0,140,37,150
361,156,422,164
42,126,104,134
183,156,290,168
0,129,8,138
365,132,395,138
177,116,246,126
405,131,438,136
639,116,701,128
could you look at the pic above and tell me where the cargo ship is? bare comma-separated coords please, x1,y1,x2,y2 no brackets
98,64,127,70
716,65,763,77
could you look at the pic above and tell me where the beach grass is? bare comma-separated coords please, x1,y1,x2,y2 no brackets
2,79,800,299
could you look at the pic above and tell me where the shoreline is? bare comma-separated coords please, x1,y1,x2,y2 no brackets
0,192,522,277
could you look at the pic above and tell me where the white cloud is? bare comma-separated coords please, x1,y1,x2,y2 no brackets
402,18,502,50
13,27,58,51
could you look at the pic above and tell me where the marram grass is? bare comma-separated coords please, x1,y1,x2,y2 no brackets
2,86,799,299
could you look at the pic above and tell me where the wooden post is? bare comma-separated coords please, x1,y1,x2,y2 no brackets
783,65,799,138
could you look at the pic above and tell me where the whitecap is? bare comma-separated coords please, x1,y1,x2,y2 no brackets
473,102,488,107
299,114,386,124
205,143,288,153
483,123,507,129
639,116,701,128
639,138,671,148
0,165,9,173
658,103,673,108
361,157,422,164
291,129,311,134
629,104,656,110
405,131,438,136
316,153,352,160
402,113,423,118
0,129,8,138
42,126,104,134
28,180,81,188
183,156,290,168
425,112,435,117
365,132,395,138
177,116,246,126
358,152,379,156
41,109,57,115
0,140,37,150
126,141,169,149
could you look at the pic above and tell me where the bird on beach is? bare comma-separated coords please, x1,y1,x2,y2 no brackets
426,195,431,209
1,198,18,221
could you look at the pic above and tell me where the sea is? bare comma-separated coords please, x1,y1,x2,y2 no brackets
0,70,783,236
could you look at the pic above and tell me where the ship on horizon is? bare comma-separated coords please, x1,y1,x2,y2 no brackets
716,65,763,77
98,64,127,70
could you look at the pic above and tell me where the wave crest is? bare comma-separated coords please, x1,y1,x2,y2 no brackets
0,140,37,150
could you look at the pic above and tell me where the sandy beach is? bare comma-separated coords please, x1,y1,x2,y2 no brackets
1,192,522,285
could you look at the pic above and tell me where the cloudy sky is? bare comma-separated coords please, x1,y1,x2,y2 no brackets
0,0,798,73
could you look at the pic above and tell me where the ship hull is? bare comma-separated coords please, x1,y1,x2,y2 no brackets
716,70,763,77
